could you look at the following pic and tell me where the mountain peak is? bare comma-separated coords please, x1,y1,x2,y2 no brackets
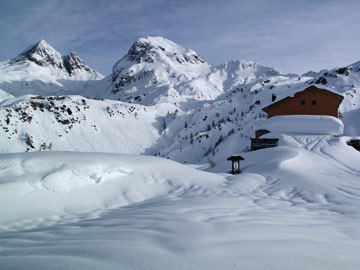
15,39,63,68
24,39,53,52
5,40,103,83
123,36,206,65
36,39,51,48
110,37,209,98
136,36,192,54
63,51,90,76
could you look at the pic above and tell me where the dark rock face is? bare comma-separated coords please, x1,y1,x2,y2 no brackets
336,67,348,76
111,70,154,94
124,38,206,65
63,52,90,75
126,40,153,63
315,76,328,85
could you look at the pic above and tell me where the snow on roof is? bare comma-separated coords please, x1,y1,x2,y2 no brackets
304,84,343,97
227,155,244,161
253,115,344,135
263,84,344,111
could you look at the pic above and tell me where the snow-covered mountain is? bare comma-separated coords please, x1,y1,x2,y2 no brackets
100,36,213,105
0,36,360,167
97,37,283,107
0,40,103,97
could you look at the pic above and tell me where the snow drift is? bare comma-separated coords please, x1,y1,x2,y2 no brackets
0,151,223,227
1,136,360,269
253,115,344,136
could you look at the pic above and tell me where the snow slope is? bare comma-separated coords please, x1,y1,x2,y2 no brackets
1,136,360,269
0,95,163,153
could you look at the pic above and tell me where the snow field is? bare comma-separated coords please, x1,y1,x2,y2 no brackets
1,134,360,269
0,152,224,229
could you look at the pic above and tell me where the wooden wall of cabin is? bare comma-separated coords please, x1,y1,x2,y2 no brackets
266,86,342,118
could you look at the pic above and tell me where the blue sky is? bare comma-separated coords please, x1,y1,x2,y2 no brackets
0,0,359,75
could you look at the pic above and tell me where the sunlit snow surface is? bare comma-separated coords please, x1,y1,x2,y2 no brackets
1,136,360,269
254,115,344,135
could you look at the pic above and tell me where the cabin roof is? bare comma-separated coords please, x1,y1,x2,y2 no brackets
262,84,344,113
227,155,244,161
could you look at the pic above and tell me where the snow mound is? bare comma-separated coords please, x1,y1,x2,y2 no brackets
253,115,344,135
0,152,224,226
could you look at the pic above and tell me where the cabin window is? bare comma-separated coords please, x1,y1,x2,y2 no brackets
312,100,317,105
300,100,306,105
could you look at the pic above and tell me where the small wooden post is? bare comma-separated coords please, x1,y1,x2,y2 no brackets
227,155,244,174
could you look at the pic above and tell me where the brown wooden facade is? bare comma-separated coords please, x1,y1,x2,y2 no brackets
262,85,344,119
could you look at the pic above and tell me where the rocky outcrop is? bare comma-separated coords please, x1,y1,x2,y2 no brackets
63,52,96,77
123,37,206,65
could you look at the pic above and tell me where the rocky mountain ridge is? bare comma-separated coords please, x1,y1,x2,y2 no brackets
13,40,102,79
0,40,103,98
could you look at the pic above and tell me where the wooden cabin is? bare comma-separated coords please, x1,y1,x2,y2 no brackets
262,85,344,119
